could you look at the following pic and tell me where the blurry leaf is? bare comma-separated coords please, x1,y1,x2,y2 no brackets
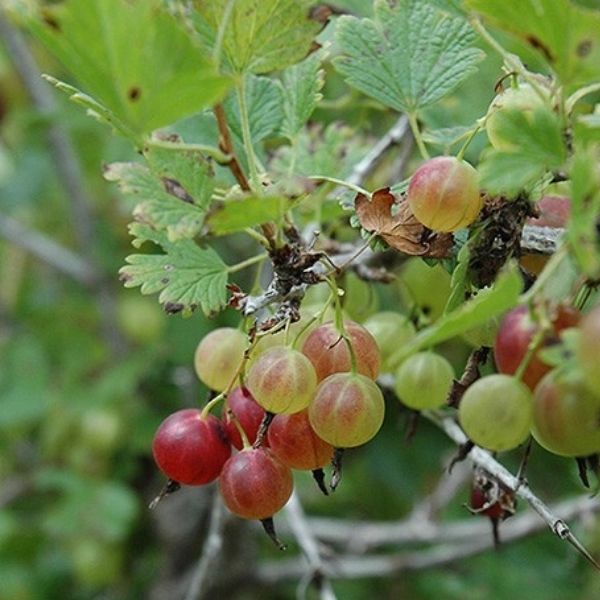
104,146,215,241
270,123,365,179
354,188,453,257
280,50,325,141
334,0,484,113
224,75,284,144
41,475,138,543
479,108,566,196
120,224,228,316
29,0,231,136
467,0,600,92
391,262,522,361
0,335,50,430
194,0,321,75
206,195,289,235
566,144,600,278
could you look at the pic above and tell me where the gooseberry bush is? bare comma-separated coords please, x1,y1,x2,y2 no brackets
7,0,600,597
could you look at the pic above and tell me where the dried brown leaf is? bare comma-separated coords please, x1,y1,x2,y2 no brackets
354,187,453,258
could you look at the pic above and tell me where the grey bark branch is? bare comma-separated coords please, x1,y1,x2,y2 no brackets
184,493,227,600
257,495,600,583
346,115,410,187
428,412,600,568
0,213,99,286
284,491,338,600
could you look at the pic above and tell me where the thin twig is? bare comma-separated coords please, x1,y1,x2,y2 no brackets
213,103,251,192
428,412,600,569
284,491,338,600
184,492,228,600
346,115,410,187
0,214,99,286
258,494,600,583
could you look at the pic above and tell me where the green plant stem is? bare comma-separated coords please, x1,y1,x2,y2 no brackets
243,227,270,247
408,112,430,160
291,293,335,349
324,277,358,374
145,138,230,163
227,253,267,274
456,125,481,161
236,78,261,191
469,18,548,101
200,393,226,419
307,175,370,198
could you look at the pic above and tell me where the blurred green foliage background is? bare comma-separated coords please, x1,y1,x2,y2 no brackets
1,3,600,599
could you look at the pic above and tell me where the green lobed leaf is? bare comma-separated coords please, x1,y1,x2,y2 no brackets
194,0,321,75
280,50,325,141
104,146,215,242
119,224,228,316
206,195,289,235
390,262,522,363
333,0,485,113
479,107,566,196
466,0,600,93
270,122,366,179
224,75,284,145
28,0,231,136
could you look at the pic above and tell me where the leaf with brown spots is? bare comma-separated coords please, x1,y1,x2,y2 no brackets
354,188,453,258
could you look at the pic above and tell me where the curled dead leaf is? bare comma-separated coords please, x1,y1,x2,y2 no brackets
354,187,453,258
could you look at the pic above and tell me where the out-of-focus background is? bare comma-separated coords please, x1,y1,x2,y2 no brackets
1,3,600,600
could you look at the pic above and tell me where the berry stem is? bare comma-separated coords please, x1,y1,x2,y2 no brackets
325,277,358,374
456,125,481,161
408,112,430,160
227,253,267,274
200,393,226,419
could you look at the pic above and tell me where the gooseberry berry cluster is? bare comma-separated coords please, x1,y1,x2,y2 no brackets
152,317,388,543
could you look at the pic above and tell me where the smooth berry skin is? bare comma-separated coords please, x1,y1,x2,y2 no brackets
194,328,246,392
309,372,385,448
407,156,482,233
152,410,231,486
301,320,380,382
219,448,293,520
532,369,600,457
578,306,600,396
494,305,580,390
267,410,333,470
247,347,317,414
222,386,266,450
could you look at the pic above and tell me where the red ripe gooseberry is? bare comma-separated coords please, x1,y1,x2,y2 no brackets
494,304,580,390
301,320,380,382
152,409,231,485
219,447,293,520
